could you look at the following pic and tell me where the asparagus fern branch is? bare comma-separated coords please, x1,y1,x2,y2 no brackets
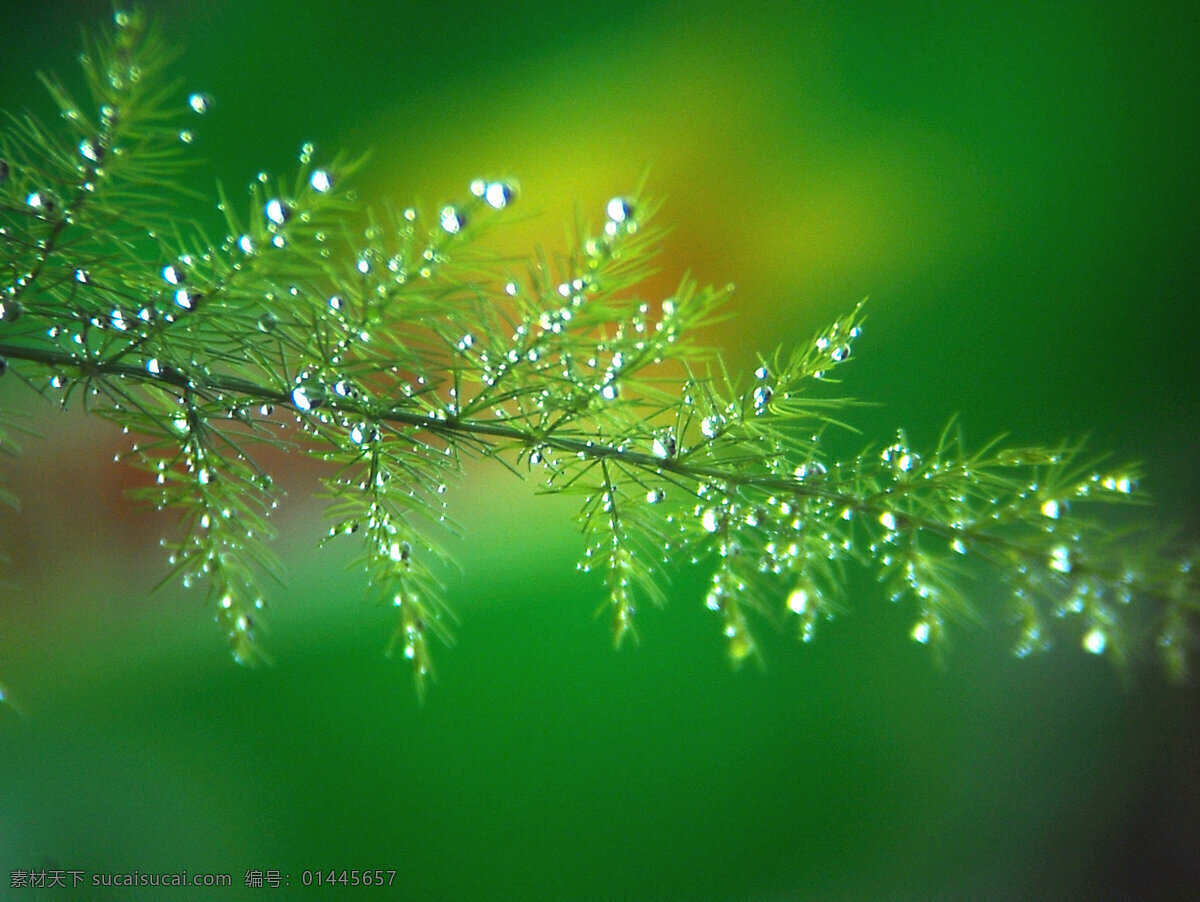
1,10,1196,700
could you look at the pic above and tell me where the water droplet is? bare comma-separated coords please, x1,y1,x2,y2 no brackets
879,511,897,531
1101,474,1133,494
701,509,720,533
79,139,100,162
754,365,769,380
146,358,161,375
440,205,466,234
647,488,665,504
651,435,676,459
752,385,772,411
1049,544,1072,574
310,169,333,192
1082,627,1107,655
328,295,344,311
175,289,200,309
794,461,826,480
456,333,475,351
188,92,212,114
787,588,809,615
830,344,850,362
911,620,931,644
700,416,720,439
600,383,619,401
292,384,324,411
1041,499,1062,519
74,268,91,284
606,196,634,223
162,263,185,284
237,234,255,254
265,198,291,226
259,403,274,416
257,312,277,332
483,180,515,209
950,537,967,554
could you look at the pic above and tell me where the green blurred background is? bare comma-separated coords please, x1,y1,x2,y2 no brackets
2,1,1198,898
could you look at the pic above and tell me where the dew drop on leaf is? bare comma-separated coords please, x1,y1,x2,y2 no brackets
265,198,291,226
1049,544,1072,574
292,385,323,411
787,588,808,615
1082,627,1107,655
310,169,333,192
188,92,212,114
606,196,634,223
440,205,466,234
483,180,515,209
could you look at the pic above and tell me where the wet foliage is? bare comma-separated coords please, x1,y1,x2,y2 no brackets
1,9,1196,698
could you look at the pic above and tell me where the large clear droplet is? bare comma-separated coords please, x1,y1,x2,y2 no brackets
440,205,466,234
265,198,291,226
188,92,212,114
310,169,333,192
606,196,634,223
483,181,515,209
1082,627,1107,655
1049,544,1072,574
292,384,324,411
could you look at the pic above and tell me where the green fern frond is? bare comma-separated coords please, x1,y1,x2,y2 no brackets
0,9,1196,701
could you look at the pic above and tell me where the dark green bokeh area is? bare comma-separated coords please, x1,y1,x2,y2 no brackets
2,1,1198,899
